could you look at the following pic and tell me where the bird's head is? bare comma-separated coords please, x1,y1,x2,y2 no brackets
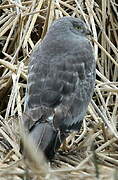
68,17,92,36
50,16,92,37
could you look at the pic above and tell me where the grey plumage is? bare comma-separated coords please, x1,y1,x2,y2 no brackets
22,17,96,159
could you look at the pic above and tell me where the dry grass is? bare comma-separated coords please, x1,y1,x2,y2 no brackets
0,0,118,179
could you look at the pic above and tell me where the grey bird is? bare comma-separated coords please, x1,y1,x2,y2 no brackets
22,17,96,159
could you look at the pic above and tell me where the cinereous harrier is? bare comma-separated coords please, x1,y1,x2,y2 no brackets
22,17,96,159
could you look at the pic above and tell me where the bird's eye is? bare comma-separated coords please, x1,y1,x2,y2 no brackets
75,26,81,30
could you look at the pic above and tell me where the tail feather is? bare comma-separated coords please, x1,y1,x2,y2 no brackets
25,122,61,159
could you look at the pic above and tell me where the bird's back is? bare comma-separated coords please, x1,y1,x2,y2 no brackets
25,35,95,127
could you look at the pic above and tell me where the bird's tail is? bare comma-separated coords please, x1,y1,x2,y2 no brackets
21,121,61,160
30,122,61,159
